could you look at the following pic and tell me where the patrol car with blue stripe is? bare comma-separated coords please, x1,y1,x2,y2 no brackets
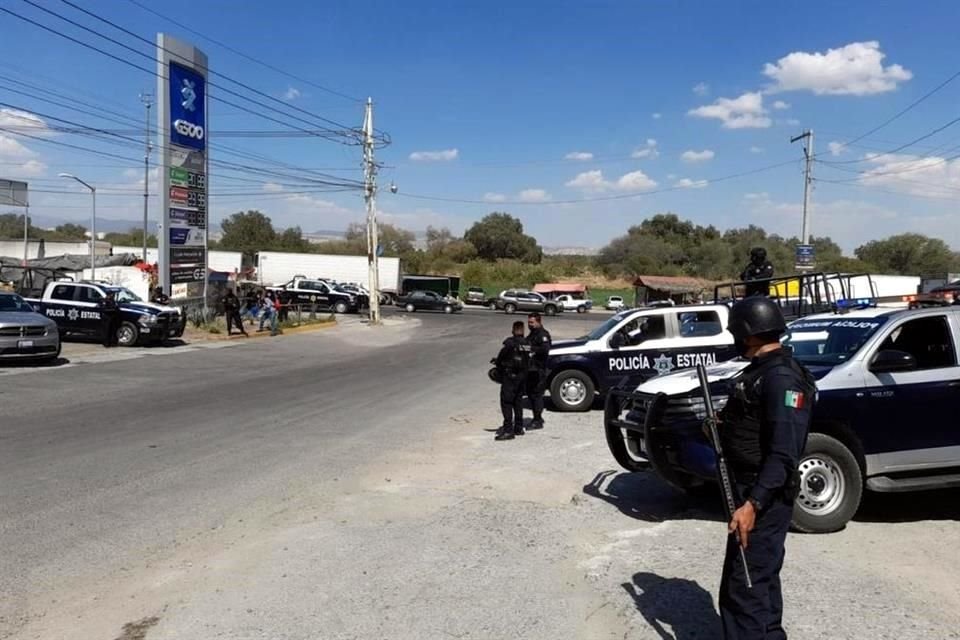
605,301,960,533
546,304,738,411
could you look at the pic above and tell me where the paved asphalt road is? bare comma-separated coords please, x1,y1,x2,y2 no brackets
0,308,601,639
4,307,959,640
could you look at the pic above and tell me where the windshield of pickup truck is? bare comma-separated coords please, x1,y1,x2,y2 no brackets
106,287,143,304
579,312,631,341
0,292,34,312
782,317,889,366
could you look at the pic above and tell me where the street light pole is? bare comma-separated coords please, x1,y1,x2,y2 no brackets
140,92,153,263
363,97,382,325
58,173,97,279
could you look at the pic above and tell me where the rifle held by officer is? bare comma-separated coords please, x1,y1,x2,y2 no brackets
696,363,753,589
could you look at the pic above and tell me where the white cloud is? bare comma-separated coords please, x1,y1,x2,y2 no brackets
688,92,771,129
409,149,459,162
483,192,506,203
674,178,708,189
2,159,47,178
652,112,662,120
0,135,36,159
631,138,659,159
0,108,51,134
518,188,550,203
858,152,960,196
828,141,846,156
565,169,656,193
749,146,765,154
616,170,657,191
284,193,352,217
564,151,594,161
763,41,912,96
282,87,301,101
772,100,790,110
681,149,715,163
784,118,801,126
692,82,710,96
263,182,285,193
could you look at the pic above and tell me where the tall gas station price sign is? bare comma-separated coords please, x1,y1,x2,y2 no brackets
157,34,208,299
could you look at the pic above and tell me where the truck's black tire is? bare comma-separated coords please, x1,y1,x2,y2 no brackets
544,305,557,316
549,370,595,412
791,433,864,534
117,321,139,347
334,301,349,314
577,305,586,313
504,303,517,314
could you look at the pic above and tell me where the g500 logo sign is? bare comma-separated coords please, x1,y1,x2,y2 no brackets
174,119,204,140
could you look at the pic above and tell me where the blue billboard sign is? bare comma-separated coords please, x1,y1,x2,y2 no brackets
169,62,206,150
795,244,815,269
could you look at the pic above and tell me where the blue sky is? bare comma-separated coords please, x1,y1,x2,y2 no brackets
2,0,960,253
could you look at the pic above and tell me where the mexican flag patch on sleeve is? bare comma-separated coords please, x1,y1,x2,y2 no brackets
784,390,805,409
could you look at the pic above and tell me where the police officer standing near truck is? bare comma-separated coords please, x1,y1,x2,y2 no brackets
100,290,120,348
525,312,552,430
717,296,816,639
740,247,774,297
493,321,530,441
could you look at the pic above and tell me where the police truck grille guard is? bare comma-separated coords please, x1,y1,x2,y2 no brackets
605,389,712,435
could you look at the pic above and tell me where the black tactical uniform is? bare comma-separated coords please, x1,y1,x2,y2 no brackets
494,329,531,440
718,297,816,640
525,317,552,429
222,290,248,336
100,292,120,347
150,287,170,305
740,247,774,297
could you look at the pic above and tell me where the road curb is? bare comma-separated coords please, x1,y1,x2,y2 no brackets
187,319,338,343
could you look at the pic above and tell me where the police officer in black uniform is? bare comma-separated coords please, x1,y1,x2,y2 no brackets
150,286,170,305
494,321,530,441
221,289,248,337
100,290,120,347
740,247,774,297
717,296,816,639
525,312,552,430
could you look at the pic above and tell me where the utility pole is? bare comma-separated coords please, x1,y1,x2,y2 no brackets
140,92,153,263
790,129,814,244
363,97,382,325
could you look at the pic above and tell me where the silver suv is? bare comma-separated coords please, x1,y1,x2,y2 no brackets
495,290,562,316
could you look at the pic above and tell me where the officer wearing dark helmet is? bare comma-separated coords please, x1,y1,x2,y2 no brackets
740,247,774,297
493,321,531,441
717,296,816,640
525,312,552,430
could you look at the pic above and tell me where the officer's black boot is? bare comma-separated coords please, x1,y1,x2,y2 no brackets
513,422,525,436
494,426,514,441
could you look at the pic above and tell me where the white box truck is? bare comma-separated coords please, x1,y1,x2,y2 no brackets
255,251,401,301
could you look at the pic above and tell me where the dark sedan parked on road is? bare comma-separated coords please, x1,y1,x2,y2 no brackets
396,290,463,314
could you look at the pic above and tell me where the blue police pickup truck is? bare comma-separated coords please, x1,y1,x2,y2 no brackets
28,280,186,347
546,304,738,412
604,303,960,533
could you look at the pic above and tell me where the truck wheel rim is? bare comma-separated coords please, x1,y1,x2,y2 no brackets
559,378,586,405
118,326,135,344
796,455,845,516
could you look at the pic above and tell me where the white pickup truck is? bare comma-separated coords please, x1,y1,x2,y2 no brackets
554,294,593,314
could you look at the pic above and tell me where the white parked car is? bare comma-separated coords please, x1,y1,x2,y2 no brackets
605,295,626,311
554,295,593,313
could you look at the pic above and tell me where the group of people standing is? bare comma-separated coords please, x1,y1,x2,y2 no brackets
491,312,552,440
222,288,286,337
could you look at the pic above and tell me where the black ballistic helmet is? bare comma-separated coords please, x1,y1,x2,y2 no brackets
727,296,786,340
750,246,767,263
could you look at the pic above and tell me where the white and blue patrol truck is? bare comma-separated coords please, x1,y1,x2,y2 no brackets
604,303,960,533
546,304,738,411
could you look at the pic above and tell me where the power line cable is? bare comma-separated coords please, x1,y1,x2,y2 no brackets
122,0,363,104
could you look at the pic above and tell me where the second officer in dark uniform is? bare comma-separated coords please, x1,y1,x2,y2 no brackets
717,296,816,640
494,321,530,441
740,247,774,297
100,290,120,347
525,312,552,429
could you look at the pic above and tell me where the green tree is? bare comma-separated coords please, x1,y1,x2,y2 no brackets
53,223,88,240
103,228,158,248
277,226,312,253
219,210,277,263
345,222,416,256
463,212,542,263
855,233,960,275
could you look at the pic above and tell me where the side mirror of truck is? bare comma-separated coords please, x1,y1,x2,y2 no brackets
609,332,625,350
869,349,917,374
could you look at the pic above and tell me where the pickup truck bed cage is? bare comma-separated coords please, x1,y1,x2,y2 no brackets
711,272,879,320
